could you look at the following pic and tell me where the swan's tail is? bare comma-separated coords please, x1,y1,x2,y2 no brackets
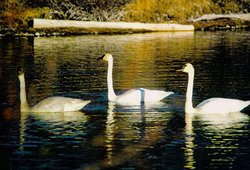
72,100,91,111
166,91,174,96
65,99,91,112
241,101,250,111
143,89,173,102
80,100,91,108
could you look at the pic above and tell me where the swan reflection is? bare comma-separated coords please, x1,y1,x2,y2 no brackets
19,111,28,151
19,111,89,151
184,113,196,169
105,102,116,165
85,102,172,169
195,111,249,130
29,111,89,123
104,102,150,166
183,111,249,169
197,112,248,169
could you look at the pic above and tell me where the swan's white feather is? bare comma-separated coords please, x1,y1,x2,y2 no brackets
31,97,91,112
115,88,173,104
196,98,250,114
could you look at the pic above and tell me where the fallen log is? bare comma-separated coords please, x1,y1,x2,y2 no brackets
32,19,194,32
192,13,250,22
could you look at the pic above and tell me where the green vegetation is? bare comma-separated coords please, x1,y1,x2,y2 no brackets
0,0,249,29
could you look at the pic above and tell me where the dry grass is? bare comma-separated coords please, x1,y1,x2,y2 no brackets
124,0,242,23
0,0,248,28
1,5,50,28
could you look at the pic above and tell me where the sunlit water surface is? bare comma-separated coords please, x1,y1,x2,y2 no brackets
0,31,250,169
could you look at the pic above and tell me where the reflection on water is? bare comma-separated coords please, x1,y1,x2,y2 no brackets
195,112,249,130
19,111,27,151
19,111,89,151
0,31,250,169
105,103,115,166
84,102,172,169
16,110,91,169
184,113,196,170
184,112,249,170
193,113,249,169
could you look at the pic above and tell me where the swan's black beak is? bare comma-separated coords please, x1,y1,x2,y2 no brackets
18,67,24,75
176,68,183,72
97,54,105,61
177,64,187,72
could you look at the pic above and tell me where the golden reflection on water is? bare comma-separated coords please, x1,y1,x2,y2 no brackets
32,32,195,94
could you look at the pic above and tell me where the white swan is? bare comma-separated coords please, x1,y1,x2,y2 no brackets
18,69,91,112
178,63,250,114
98,53,173,104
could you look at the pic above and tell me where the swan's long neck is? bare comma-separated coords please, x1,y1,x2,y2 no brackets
107,58,117,101
18,74,30,111
185,70,195,114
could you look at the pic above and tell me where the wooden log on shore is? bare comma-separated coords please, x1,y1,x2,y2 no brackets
32,19,194,32
192,13,250,22
191,13,250,31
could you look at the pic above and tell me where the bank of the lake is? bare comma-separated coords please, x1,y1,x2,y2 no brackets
0,14,250,37
193,13,250,31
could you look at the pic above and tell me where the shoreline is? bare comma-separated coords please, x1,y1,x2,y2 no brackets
1,14,250,37
192,13,250,31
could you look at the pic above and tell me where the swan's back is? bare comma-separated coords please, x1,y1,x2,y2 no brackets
143,88,173,102
115,88,173,104
196,98,250,114
31,97,90,112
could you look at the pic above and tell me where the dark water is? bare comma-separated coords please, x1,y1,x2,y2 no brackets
0,31,250,169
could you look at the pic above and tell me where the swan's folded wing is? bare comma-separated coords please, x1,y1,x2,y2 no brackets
196,98,249,114
31,97,90,112
116,88,173,104
116,89,142,104
143,88,173,102
63,98,91,111
31,97,63,112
